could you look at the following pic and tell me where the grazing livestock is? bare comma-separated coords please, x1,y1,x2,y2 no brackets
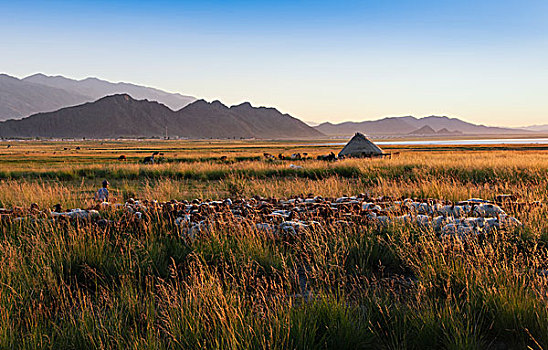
473,203,506,217
5,193,525,243
118,155,127,161
143,152,160,164
263,153,276,160
317,152,337,161
291,153,302,160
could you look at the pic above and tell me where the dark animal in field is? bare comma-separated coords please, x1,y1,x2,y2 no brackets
75,147,81,150
220,156,228,161
7,145,10,148
143,152,160,164
263,153,276,160
317,152,337,161
118,155,127,161
64,147,69,150
30,203,39,213
291,153,302,160
278,153,284,160
53,204,62,213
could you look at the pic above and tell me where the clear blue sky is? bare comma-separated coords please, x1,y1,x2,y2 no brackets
1,0,547,126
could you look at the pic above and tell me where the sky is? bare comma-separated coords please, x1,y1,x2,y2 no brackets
1,0,547,127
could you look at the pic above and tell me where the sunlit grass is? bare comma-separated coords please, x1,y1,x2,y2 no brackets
0,140,548,348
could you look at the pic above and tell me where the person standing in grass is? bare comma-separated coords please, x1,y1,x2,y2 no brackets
95,180,110,202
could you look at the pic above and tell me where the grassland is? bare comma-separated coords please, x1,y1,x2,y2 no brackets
1,139,548,349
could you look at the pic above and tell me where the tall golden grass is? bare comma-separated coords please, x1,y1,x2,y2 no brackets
0,140,548,348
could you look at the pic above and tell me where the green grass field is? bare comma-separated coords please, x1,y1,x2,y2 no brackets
1,140,548,349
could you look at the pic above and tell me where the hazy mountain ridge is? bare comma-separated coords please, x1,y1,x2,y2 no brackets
1,73,544,135
0,74,90,120
23,73,196,111
315,115,530,136
408,125,436,135
316,117,416,136
408,125,463,136
0,94,323,139
0,73,196,121
520,124,548,132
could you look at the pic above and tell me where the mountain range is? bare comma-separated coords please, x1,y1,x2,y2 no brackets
315,116,528,136
0,94,323,139
0,73,195,121
520,124,548,133
1,73,545,139
408,125,462,136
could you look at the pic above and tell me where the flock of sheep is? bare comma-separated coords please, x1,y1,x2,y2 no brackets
1,194,526,241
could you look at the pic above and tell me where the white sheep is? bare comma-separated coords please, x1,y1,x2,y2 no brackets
473,203,506,217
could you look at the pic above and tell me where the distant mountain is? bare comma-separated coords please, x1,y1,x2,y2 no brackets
316,115,527,136
408,125,436,135
0,74,90,121
164,99,323,139
0,73,196,120
0,95,323,139
304,120,321,127
519,124,548,133
436,128,462,135
23,73,195,111
316,117,415,136
399,116,521,134
229,102,321,139
408,125,463,136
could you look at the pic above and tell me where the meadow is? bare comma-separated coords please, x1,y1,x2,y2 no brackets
1,139,548,349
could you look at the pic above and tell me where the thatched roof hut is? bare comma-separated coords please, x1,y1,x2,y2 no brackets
338,133,384,158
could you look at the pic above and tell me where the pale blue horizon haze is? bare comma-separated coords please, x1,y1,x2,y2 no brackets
1,0,547,127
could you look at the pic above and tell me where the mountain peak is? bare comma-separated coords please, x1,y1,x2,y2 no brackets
82,77,103,82
188,99,228,109
211,100,227,108
409,125,436,135
25,73,48,79
421,115,450,120
232,102,253,109
96,93,135,103
0,73,17,80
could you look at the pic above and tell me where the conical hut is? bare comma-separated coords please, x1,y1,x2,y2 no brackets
338,133,384,158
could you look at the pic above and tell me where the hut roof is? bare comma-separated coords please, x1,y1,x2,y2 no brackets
338,133,383,158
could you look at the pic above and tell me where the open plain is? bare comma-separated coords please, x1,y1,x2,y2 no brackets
1,139,548,349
